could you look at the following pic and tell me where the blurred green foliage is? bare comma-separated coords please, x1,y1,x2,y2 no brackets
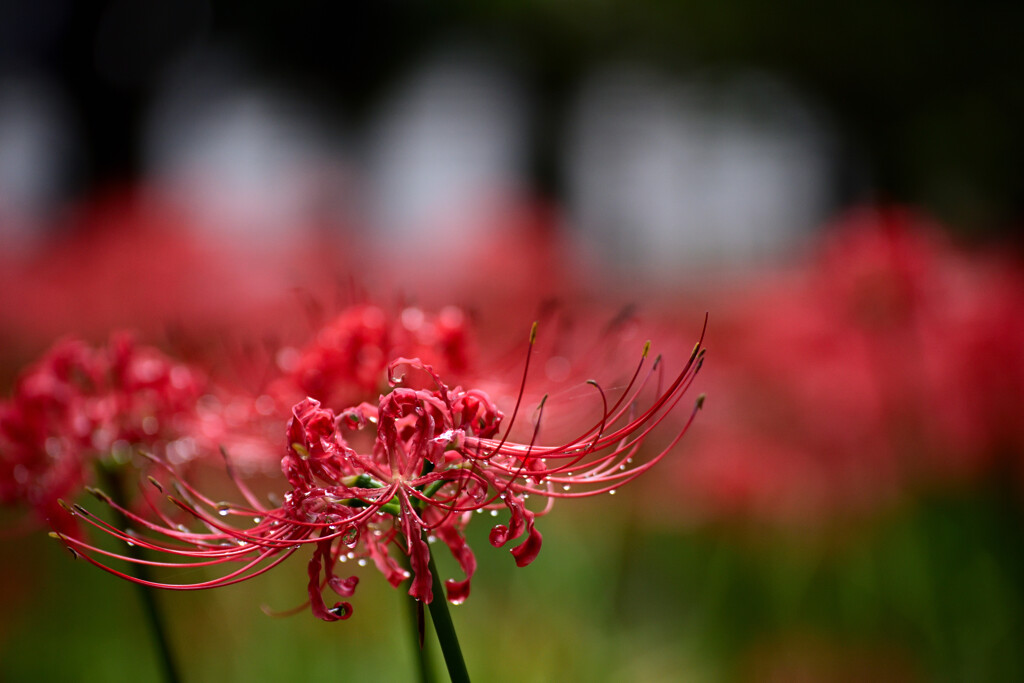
3,485,1021,681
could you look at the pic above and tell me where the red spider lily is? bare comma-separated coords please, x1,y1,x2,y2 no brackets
1,335,209,536
271,303,475,412
0,186,350,358
53,320,706,621
658,206,1024,525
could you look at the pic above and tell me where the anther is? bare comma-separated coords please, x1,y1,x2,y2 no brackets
86,486,111,503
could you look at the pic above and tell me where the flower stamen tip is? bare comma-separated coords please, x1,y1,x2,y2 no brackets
85,486,111,503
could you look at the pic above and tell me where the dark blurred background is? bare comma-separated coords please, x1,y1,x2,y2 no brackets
1,0,1022,237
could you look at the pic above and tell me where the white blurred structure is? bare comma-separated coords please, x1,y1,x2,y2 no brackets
0,76,77,250
565,66,835,281
144,50,350,247
364,48,530,251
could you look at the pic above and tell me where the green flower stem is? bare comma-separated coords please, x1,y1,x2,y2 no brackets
98,464,182,683
408,594,435,683
426,545,471,683
400,552,436,683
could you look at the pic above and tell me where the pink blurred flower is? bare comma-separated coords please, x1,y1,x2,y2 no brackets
0,186,347,356
1,335,208,535
660,206,1024,525
271,304,475,412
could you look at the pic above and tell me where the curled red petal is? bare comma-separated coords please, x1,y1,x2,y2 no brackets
329,574,359,597
510,527,543,567
401,501,433,604
307,539,354,622
436,523,476,604
488,524,509,548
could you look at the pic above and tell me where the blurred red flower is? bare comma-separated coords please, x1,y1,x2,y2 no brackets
659,206,1024,525
0,335,208,536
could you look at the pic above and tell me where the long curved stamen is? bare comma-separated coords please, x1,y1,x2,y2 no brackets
480,321,539,460
219,445,268,513
60,533,300,590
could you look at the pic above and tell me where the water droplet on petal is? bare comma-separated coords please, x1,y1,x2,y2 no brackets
328,602,351,619
609,489,616,495
562,484,571,491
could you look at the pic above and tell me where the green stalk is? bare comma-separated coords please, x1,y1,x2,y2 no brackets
401,552,436,683
97,464,182,683
426,546,471,683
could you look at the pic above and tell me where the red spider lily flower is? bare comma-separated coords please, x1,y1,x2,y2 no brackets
1,335,208,536
658,206,1024,526
272,304,475,412
0,186,352,353
53,321,706,621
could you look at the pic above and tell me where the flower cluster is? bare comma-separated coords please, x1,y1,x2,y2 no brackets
659,206,1024,524
54,323,705,621
273,304,474,411
1,335,207,535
